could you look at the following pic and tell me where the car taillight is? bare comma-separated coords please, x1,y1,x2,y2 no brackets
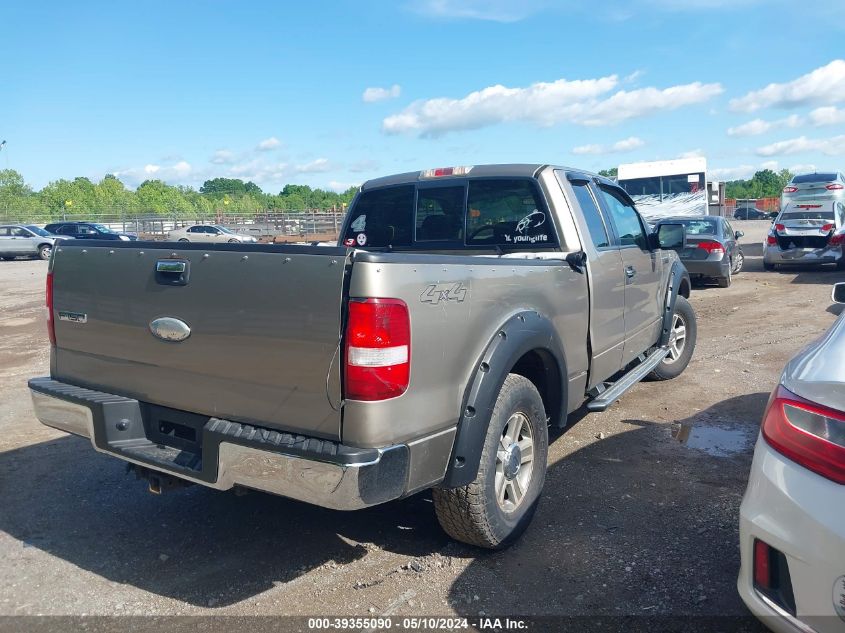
783,186,798,193
829,233,845,246
775,223,785,232
344,298,410,401
822,223,835,232
826,184,844,190
46,271,56,346
754,540,771,589
767,235,777,245
761,385,845,484
696,240,724,253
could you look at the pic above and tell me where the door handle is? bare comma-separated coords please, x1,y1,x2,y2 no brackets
625,265,636,279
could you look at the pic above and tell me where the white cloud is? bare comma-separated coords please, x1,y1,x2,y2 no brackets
113,161,193,186
409,0,549,22
210,149,235,165
727,114,803,137
678,149,705,158
789,163,818,174
328,180,359,193
809,106,845,126
382,76,721,136
256,137,281,151
348,158,380,173
756,134,845,157
572,136,645,155
296,158,331,173
709,165,757,181
362,85,402,102
730,59,845,113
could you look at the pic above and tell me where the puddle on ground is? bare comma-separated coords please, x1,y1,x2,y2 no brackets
671,424,752,457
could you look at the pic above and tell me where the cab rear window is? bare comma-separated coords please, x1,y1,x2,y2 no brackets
343,179,556,249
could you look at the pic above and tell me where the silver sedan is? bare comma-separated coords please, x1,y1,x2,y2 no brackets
168,224,258,243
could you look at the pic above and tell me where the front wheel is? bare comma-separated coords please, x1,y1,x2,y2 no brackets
38,245,52,260
433,374,548,549
649,295,697,381
178,238,190,242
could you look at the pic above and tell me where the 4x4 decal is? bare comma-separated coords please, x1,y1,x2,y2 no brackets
420,283,468,305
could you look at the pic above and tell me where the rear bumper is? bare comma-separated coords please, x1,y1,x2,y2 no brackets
679,258,729,278
738,437,845,633
763,244,843,265
29,377,454,510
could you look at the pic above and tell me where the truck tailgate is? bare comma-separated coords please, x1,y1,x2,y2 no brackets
50,242,347,440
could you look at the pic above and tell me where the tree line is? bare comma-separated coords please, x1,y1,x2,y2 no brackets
0,170,359,221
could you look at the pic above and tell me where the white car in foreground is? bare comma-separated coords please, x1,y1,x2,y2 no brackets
168,224,258,243
738,282,845,633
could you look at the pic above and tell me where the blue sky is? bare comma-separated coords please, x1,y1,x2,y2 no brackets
3,0,845,192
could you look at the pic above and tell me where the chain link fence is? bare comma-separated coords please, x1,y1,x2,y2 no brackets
0,210,347,241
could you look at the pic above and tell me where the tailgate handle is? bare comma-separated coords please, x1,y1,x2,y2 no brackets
155,260,190,286
156,261,186,274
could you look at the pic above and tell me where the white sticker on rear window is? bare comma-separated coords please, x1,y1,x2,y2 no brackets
356,233,367,246
350,215,366,232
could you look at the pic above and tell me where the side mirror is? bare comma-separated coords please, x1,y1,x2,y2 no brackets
656,223,686,250
833,283,845,304
735,230,744,239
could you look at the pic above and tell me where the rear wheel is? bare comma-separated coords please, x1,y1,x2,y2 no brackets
178,238,189,242
433,374,548,549
649,295,696,381
228,238,239,243
716,265,731,288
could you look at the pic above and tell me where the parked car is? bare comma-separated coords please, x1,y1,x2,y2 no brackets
763,200,845,270
738,282,845,632
168,224,258,243
44,221,138,241
654,215,744,288
734,207,769,220
782,172,845,210
0,224,65,260
29,164,696,549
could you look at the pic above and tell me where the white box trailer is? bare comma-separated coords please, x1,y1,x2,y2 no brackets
617,157,708,222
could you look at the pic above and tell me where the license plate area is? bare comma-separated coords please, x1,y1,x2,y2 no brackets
141,403,209,454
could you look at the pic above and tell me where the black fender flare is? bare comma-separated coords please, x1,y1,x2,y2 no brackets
441,311,567,489
659,260,691,346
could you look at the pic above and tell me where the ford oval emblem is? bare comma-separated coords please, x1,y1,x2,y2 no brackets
149,317,191,342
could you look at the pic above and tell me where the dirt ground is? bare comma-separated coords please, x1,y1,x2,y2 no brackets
1,221,842,627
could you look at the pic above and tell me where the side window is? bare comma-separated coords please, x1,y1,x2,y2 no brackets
342,185,414,248
597,185,648,250
466,179,555,247
12,228,29,237
78,226,96,235
416,186,464,242
0,228,10,237
569,182,610,249
187,226,199,233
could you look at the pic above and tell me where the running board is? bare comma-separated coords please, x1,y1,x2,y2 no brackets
586,348,670,412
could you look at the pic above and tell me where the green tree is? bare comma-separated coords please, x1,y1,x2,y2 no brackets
598,167,618,179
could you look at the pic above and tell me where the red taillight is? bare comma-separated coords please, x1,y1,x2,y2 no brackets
344,298,410,401
754,539,771,589
767,235,777,245
46,271,56,346
826,183,844,190
761,385,845,484
696,240,724,254
829,233,845,246
783,186,798,193
822,223,835,232
775,223,785,232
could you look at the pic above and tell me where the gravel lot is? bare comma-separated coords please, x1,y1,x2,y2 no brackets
1,221,842,627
